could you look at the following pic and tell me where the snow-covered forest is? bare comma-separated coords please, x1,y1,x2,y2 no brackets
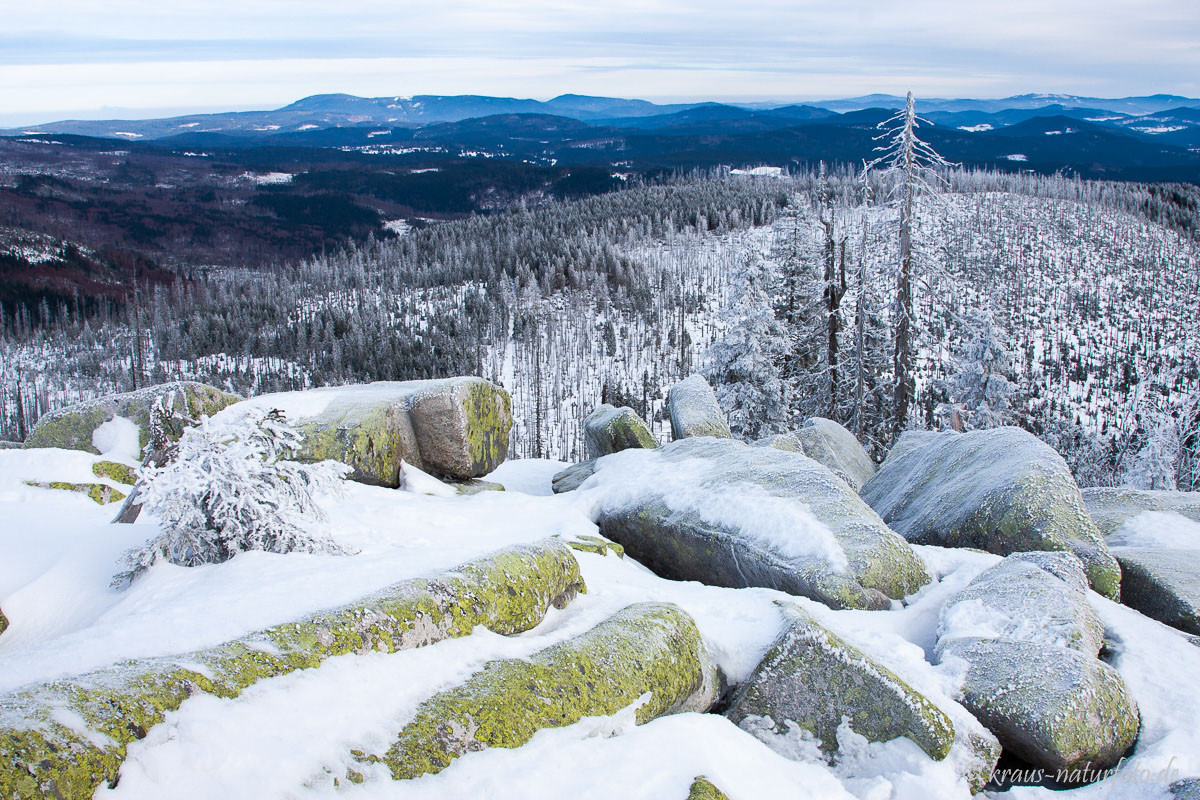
2,168,1198,488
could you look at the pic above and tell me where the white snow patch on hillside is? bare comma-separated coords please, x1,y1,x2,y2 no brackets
731,166,784,177
241,172,294,185
1005,153,1029,161
958,124,994,132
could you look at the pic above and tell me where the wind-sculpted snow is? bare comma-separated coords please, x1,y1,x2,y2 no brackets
577,437,929,609
862,427,1121,598
0,540,585,800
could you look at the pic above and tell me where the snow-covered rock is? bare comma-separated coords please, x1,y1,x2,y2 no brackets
0,607,6,638
937,638,1138,775
861,427,1121,598
218,378,513,485
1112,547,1200,635
582,437,930,610
22,480,126,505
1081,487,1200,538
551,458,598,493
583,404,658,459
936,553,1139,775
0,540,584,800
727,603,999,791
668,374,732,440
367,602,722,780
753,417,876,491
23,381,242,454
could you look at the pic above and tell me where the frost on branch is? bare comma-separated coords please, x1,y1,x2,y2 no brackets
113,408,350,587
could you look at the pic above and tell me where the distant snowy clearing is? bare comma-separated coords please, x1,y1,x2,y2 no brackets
1,450,1198,798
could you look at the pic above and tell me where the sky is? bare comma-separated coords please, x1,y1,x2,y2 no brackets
3,0,1198,126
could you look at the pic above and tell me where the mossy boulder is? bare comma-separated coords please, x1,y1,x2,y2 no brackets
0,608,7,638
1112,547,1200,635
551,458,597,493
368,602,721,780
91,460,137,485
667,374,732,440
0,540,585,800
754,417,875,491
687,776,731,800
23,381,242,454
23,481,125,505
1081,487,1200,537
935,553,1139,777
285,378,512,485
728,604,957,762
936,637,1139,776
860,427,1121,598
583,404,658,458
590,438,930,610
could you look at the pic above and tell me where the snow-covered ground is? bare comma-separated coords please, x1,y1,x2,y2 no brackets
1,450,1198,799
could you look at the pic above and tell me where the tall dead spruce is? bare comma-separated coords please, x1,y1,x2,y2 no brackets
864,92,953,436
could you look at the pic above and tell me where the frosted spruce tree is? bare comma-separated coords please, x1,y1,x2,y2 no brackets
704,256,792,439
864,91,953,436
950,310,1016,429
114,408,350,587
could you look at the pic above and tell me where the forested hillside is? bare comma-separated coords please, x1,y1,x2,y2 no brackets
2,170,1197,488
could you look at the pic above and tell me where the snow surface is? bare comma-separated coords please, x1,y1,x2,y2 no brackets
1,449,1197,798
91,416,141,461
1107,511,1200,550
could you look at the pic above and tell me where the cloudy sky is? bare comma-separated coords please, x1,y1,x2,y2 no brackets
4,0,1198,125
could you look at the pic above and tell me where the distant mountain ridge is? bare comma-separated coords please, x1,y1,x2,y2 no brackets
9,91,1200,141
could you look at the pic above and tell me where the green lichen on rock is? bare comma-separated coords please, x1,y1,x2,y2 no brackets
1112,547,1200,635
728,604,956,763
24,481,126,505
667,374,732,440
91,461,137,485
861,427,1121,598
687,776,731,800
592,437,929,610
583,404,658,459
0,540,585,800
459,380,514,475
562,534,625,558
297,399,419,487
24,381,242,453
454,479,506,496
0,607,7,637
372,602,721,781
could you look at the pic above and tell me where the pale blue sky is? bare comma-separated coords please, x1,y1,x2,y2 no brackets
4,0,1198,125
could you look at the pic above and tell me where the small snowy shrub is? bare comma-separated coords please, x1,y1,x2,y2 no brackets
114,408,350,587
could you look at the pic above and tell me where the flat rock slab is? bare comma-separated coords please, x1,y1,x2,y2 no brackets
754,417,876,491
668,374,732,440
0,540,584,800
584,437,930,610
1112,547,1200,635
1081,487,1200,538
583,404,657,458
551,458,597,494
861,427,1120,598
24,381,242,454
367,602,721,780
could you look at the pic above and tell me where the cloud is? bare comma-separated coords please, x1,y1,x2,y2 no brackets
3,0,1197,123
